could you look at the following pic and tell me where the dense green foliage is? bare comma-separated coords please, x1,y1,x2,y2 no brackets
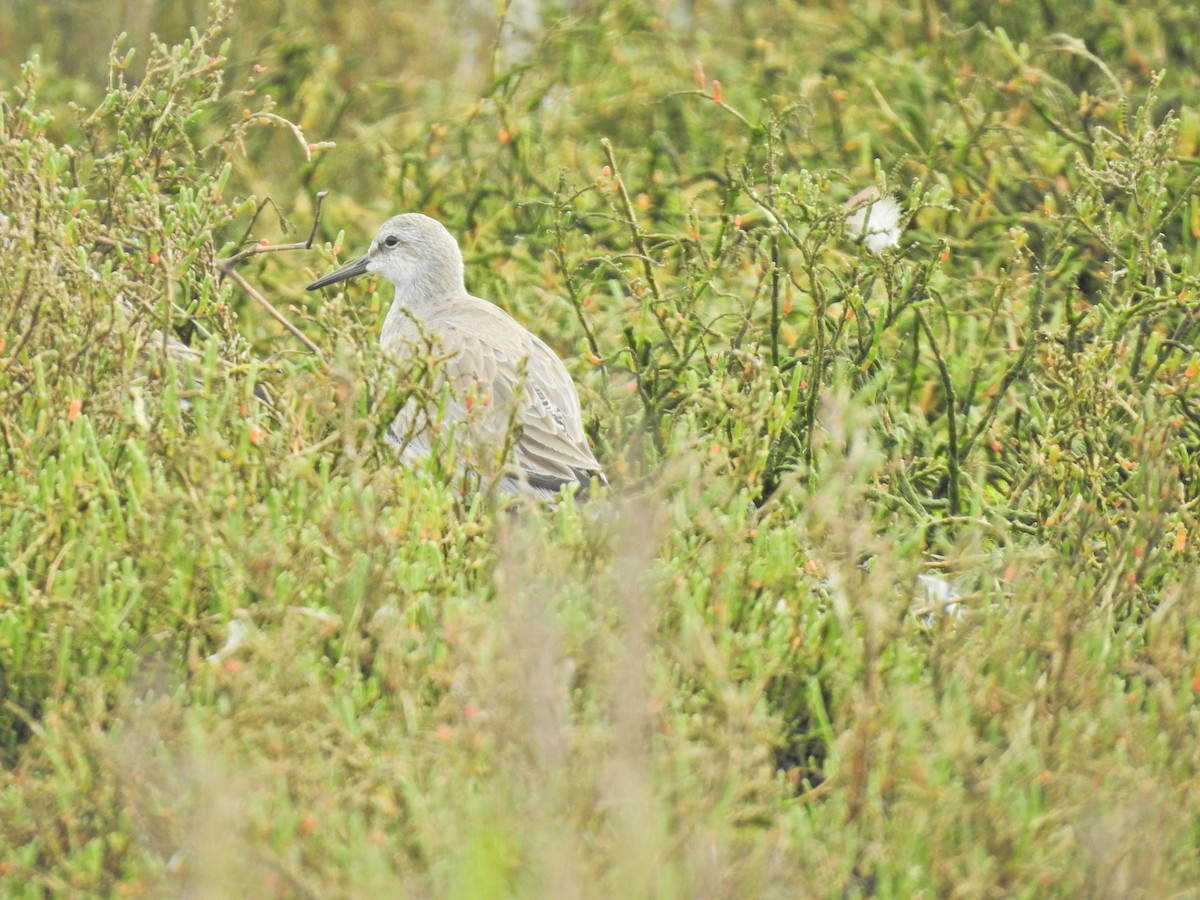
2,0,1200,894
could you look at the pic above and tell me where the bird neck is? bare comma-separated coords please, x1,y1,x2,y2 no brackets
380,266,467,346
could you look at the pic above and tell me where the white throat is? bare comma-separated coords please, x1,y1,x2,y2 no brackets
379,262,466,347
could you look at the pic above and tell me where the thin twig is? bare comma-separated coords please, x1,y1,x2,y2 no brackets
600,139,679,359
305,192,329,248
215,192,329,358
915,308,960,517
600,140,663,303
550,187,602,360
218,266,325,358
962,270,1046,457
217,191,329,268
662,89,758,131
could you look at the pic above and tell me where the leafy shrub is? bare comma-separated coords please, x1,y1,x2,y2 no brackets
2,0,1199,895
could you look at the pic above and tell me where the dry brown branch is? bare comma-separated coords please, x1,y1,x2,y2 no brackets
215,192,330,360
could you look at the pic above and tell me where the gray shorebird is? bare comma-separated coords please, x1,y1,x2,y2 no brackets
307,213,605,498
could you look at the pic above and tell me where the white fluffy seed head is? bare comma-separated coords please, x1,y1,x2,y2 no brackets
845,187,902,255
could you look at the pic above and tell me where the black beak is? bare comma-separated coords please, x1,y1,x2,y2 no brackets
306,254,370,291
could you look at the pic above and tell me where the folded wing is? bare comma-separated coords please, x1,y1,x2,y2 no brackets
386,303,605,496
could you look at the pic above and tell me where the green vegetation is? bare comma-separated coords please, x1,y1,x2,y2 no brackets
2,0,1200,894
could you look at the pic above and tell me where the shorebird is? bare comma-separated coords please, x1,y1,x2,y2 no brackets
307,213,606,498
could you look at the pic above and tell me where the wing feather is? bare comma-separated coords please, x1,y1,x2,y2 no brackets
388,299,604,494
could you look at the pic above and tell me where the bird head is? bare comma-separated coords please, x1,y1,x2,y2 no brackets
307,213,464,295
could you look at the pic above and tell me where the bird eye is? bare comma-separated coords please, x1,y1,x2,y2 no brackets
384,235,400,248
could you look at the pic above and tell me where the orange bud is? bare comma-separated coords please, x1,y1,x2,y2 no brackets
711,80,722,103
692,59,706,90
68,398,82,422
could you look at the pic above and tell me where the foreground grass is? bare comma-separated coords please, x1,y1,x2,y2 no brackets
2,0,1200,895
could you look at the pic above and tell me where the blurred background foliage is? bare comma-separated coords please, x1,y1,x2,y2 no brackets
2,0,1200,895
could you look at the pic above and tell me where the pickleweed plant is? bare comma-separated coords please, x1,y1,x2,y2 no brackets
3,0,1200,896
0,3,326,760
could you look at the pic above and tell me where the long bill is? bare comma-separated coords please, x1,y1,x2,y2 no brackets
306,254,370,291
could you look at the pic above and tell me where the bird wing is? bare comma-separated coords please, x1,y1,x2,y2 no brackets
509,336,605,490
416,303,603,493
